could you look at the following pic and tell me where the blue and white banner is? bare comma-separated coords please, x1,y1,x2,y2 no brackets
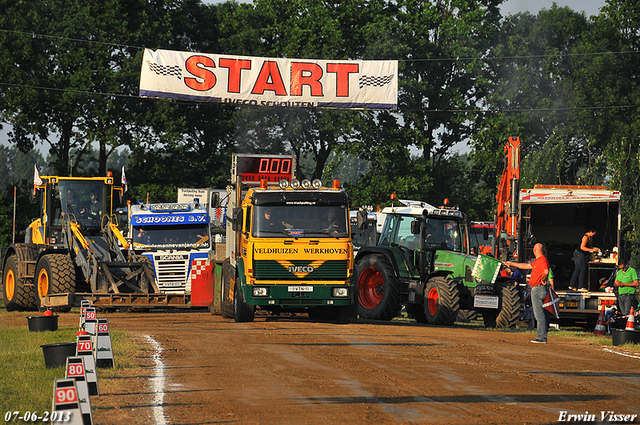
139,48,397,110
131,213,209,226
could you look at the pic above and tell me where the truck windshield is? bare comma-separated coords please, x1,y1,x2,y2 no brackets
132,224,211,249
56,180,105,228
252,205,348,238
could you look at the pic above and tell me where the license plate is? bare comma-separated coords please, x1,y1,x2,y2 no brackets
474,295,499,309
567,301,579,308
288,286,313,292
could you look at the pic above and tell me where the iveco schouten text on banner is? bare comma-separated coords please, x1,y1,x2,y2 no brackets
139,48,397,110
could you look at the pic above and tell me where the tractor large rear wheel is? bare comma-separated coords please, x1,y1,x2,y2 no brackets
3,256,37,311
35,254,76,312
356,255,401,321
423,276,460,326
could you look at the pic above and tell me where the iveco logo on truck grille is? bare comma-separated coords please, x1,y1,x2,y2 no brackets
288,265,314,273
160,254,188,260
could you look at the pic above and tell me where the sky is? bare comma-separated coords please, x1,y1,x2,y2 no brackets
501,0,606,16
0,0,609,152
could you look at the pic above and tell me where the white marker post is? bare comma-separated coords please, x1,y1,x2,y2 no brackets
76,336,99,396
51,379,83,425
65,356,93,425
79,300,91,329
95,318,114,368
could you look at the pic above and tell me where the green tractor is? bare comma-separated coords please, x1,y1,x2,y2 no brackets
354,200,520,327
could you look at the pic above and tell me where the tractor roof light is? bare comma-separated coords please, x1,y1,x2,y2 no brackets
278,179,290,189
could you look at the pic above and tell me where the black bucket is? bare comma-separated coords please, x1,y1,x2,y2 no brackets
612,329,640,346
41,342,77,368
27,315,59,332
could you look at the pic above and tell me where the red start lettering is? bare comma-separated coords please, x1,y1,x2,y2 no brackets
290,62,323,96
184,55,216,91
183,57,359,97
219,58,251,93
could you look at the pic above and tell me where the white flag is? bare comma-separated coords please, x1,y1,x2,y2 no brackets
121,166,128,193
34,165,42,186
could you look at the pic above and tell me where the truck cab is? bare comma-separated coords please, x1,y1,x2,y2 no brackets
129,201,214,306
221,154,356,323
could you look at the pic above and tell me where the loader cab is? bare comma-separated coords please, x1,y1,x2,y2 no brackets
40,178,111,245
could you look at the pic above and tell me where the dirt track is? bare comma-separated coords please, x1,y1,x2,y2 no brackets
46,310,635,425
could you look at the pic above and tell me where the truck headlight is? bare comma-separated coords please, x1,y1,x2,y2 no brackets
332,287,349,297
253,287,269,297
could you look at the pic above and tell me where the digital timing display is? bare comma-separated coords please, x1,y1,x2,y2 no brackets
233,154,296,184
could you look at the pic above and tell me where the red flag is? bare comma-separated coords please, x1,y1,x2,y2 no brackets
543,287,560,319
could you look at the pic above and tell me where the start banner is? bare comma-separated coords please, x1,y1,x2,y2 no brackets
139,48,397,110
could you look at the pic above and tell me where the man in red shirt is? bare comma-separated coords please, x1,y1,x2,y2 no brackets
505,243,550,343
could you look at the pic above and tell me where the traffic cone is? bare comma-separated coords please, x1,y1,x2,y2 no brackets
625,306,636,331
594,305,607,336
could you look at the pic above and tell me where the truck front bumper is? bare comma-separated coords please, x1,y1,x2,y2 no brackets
242,283,353,307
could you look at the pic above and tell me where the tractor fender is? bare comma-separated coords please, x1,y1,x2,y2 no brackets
355,246,402,279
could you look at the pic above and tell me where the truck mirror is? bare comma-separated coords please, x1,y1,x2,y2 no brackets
411,219,420,235
356,210,368,229
482,227,489,240
232,208,243,232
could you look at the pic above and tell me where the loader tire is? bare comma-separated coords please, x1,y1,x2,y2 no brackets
424,276,460,326
3,255,37,311
220,259,234,319
233,278,255,323
35,254,76,312
356,255,401,321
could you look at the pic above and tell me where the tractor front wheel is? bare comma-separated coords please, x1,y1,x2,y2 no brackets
423,276,460,326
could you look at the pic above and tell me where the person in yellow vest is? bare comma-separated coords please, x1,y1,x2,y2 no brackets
614,258,638,316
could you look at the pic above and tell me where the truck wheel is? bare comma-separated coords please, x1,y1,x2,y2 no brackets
423,276,459,326
220,259,234,319
495,281,521,329
3,256,37,311
335,304,358,324
233,280,255,322
406,304,427,323
35,254,76,312
356,255,401,321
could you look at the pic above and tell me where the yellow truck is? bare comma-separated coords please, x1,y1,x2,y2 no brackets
218,154,357,322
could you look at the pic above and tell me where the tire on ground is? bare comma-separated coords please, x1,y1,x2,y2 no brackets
495,280,521,329
220,259,234,319
456,309,478,323
233,278,255,323
423,276,460,326
35,254,76,312
3,255,37,311
356,254,401,321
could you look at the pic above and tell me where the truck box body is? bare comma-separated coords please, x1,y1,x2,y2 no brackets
517,186,620,320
